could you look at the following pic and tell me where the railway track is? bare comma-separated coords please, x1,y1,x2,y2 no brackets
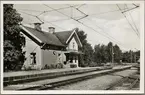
21,66,132,90
4,67,112,87
4,66,133,90
105,72,140,90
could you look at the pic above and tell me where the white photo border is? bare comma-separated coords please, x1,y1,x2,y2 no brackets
1,0,144,94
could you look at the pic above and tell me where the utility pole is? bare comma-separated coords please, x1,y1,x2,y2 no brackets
134,54,136,63
112,45,114,66
130,51,132,63
134,48,138,63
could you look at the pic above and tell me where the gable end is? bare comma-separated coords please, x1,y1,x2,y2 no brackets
66,29,82,47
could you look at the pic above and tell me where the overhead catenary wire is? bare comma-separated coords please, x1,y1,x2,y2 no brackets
68,5,127,49
19,9,67,31
19,5,130,37
43,4,130,50
18,4,138,22
44,20,67,31
18,4,138,50
17,8,44,12
122,4,139,13
70,5,122,41
87,8,128,17
44,7,130,23
37,4,80,17
23,18,72,24
43,4,131,22
18,10,37,17
78,21,129,50
125,4,139,35
69,7,88,21
132,3,139,7
84,17,123,45
35,16,44,23
116,4,139,38
19,9,72,23
43,4,80,22
18,6,131,24
20,8,130,24
76,4,86,9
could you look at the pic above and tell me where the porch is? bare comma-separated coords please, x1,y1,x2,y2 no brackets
64,50,83,68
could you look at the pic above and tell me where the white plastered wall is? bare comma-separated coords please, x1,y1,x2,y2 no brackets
66,37,78,51
41,49,66,68
22,33,42,70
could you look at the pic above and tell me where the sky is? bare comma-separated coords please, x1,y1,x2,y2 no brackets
14,4,140,52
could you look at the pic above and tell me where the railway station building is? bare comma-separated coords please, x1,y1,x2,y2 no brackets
20,23,83,70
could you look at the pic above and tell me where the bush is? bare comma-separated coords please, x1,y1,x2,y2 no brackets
22,65,33,71
43,63,64,69
70,64,77,68
89,62,98,67
44,64,50,69
49,64,55,69
56,63,64,69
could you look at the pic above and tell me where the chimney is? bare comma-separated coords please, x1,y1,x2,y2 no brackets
34,23,42,31
48,27,55,33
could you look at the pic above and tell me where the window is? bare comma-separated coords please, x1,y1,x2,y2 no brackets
73,42,75,49
30,52,36,65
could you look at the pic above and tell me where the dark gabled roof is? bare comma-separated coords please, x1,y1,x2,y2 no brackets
22,26,65,47
54,30,73,45
21,25,82,48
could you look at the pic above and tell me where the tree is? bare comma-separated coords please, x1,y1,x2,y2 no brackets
76,29,94,67
122,51,130,63
133,50,140,63
94,44,108,65
106,42,113,62
122,50,140,63
83,43,94,66
113,44,122,63
93,42,123,65
94,44,101,64
4,4,25,71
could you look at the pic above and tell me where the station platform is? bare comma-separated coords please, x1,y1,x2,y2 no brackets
4,66,112,86
3,65,132,90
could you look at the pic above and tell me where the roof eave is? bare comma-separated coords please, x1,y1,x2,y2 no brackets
20,25,43,46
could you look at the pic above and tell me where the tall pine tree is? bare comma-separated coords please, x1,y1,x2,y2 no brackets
4,4,25,72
